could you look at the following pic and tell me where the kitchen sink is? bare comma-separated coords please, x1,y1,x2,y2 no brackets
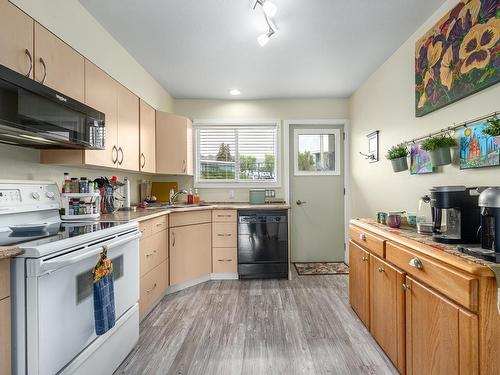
145,203,212,210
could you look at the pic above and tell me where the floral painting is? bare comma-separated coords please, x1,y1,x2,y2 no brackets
410,145,435,174
459,119,500,168
415,0,500,117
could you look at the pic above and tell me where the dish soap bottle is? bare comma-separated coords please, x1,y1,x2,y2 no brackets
187,188,193,204
193,189,200,204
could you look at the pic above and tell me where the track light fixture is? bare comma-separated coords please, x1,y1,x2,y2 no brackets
253,0,278,46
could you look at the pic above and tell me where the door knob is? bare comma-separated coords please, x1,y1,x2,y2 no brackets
296,200,307,206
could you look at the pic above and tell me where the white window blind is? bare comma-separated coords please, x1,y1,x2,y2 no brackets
195,124,279,185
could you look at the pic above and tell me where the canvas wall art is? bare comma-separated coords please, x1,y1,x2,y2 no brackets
410,145,435,174
459,119,500,169
415,0,500,117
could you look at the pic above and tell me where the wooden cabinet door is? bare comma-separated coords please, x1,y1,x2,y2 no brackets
116,84,139,171
348,240,370,328
34,23,85,102
156,111,191,175
0,0,33,77
370,255,406,374
0,297,11,375
139,99,156,173
169,223,211,285
83,60,118,168
405,276,478,375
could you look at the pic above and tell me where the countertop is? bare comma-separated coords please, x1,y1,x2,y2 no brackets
100,203,291,222
0,246,24,260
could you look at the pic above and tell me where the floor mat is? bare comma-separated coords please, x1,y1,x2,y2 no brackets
294,262,349,275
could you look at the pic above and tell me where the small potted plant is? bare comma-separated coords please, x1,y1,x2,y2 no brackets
421,134,457,166
484,117,500,145
386,143,409,172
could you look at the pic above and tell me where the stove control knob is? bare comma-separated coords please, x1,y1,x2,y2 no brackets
46,191,55,200
31,192,40,200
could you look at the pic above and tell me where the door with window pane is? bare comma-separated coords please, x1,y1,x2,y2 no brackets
290,125,345,262
195,125,278,185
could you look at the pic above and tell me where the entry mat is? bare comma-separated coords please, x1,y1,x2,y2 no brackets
294,262,349,275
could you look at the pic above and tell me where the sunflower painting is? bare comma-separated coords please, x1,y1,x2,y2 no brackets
415,0,500,117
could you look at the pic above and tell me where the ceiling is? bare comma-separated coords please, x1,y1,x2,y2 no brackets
79,0,445,100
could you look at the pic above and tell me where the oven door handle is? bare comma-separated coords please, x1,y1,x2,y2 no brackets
38,232,141,274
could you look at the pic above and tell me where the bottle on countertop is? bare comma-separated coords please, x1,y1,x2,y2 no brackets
79,177,89,193
187,188,193,204
193,189,200,204
71,178,79,194
62,173,71,193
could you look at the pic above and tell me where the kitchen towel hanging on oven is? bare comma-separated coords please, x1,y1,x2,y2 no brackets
92,245,116,335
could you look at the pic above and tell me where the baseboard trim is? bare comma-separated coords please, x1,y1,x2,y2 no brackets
210,272,239,280
165,275,211,295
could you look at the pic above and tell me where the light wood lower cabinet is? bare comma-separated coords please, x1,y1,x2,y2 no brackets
0,259,11,375
170,223,211,286
370,255,405,374
405,276,478,375
348,240,370,328
139,260,168,318
212,247,237,273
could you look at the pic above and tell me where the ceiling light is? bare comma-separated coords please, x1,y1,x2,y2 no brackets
262,1,277,18
229,89,241,96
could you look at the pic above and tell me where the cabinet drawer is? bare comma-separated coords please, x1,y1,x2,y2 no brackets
0,260,10,300
138,220,153,238
350,225,385,258
151,215,168,234
212,223,237,248
140,230,168,277
139,260,167,319
212,248,237,273
212,210,237,222
169,210,211,228
386,242,478,311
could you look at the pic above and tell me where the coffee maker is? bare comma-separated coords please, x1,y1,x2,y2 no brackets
430,186,481,244
458,187,500,263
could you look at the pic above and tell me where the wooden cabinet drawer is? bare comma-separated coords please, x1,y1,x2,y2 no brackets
0,260,10,301
350,225,385,258
151,215,168,234
140,230,168,277
139,260,167,319
212,210,237,222
212,223,237,248
386,241,478,311
138,220,153,238
212,248,237,273
0,296,11,375
169,210,211,228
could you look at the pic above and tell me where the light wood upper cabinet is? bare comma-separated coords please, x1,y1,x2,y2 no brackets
348,240,370,328
370,255,405,374
170,222,211,286
116,84,139,171
139,99,156,173
405,276,478,375
156,111,193,175
34,23,85,102
0,0,33,78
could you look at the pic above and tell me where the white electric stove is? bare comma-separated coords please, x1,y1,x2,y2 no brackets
0,180,141,375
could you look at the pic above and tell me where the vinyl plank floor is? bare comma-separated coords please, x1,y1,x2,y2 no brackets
115,272,398,375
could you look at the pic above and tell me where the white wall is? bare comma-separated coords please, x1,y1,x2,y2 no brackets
174,98,349,202
10,0,174,112
349,0,500,219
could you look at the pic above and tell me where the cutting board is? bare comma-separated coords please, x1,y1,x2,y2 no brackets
151,182,178,202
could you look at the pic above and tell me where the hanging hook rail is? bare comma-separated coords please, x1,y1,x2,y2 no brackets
404,110,499,145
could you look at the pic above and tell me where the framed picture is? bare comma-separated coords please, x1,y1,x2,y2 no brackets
415,0,500,117
459,118,500,169
410,144,436,174
366,131,379,163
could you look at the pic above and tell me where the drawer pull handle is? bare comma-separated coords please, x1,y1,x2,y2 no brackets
146,283,157,293
361,256,368,262
402,283,410,290
145,250,157,258
409,258,423,270
217,233,232,237
217,259,233,262
217,214,232,218
359,233,367,241
378,267,385,273
156,223,164,227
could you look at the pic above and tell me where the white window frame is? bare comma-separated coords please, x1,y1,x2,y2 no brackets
293,128,341,176
193,119,281,188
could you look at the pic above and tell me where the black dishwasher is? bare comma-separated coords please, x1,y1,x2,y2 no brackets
238,210,288,279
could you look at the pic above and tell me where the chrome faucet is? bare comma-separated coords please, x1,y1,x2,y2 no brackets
169,190,188,206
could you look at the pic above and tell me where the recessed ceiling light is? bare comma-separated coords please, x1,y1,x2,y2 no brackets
229,89,241,96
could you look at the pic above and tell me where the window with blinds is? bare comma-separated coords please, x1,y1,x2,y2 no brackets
195,124,279,185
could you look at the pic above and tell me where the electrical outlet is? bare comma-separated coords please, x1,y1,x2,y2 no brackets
229,190,235,200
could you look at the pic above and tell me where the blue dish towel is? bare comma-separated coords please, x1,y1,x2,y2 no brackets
92,246,116,335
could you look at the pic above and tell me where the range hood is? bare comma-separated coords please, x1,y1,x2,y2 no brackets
0,64,105,149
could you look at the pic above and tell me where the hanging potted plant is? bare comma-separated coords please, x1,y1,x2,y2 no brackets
386,143,409,172
484,117,500,146
421,134,457,166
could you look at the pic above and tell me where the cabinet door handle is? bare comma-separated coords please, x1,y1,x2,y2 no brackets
171,231,175,247
361,256,368,262
141,153,146,169
378,267,385,273
359,233,367,241
38,57,47,84
112,146,118,164
402,283,410,290
117,147,124,165
25,49,33,77
145,283,157,293
182,159,186,173
409,258,423,270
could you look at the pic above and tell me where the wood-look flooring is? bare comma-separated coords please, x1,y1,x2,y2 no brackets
115,272,398,375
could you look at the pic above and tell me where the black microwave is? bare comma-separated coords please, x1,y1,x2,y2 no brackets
0,64,105,149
